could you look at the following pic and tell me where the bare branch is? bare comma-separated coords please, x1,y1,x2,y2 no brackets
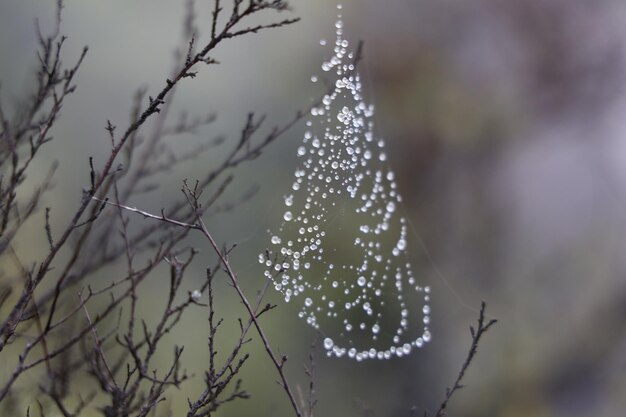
432,302,497,417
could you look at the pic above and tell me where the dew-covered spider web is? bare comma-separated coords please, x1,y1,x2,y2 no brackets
260,4,431,361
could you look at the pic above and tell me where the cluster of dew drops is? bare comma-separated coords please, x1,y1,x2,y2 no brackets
260,4,431,361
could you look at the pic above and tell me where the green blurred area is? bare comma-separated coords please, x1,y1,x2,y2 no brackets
2,0,626,416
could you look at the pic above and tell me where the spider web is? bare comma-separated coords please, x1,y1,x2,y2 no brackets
260,4,431,361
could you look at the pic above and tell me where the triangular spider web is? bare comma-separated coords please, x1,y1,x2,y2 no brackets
260,4,431,361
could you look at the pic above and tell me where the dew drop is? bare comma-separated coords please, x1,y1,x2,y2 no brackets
423,330,432,343
323,337,334,350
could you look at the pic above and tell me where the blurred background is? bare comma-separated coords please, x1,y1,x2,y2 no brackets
2,0,626,416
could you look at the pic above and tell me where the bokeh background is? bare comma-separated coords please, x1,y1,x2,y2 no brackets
2,0,626,416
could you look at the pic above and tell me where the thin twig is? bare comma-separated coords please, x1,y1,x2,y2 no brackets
432,302,497,417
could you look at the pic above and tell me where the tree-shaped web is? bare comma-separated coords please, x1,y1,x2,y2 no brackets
260,4,431,361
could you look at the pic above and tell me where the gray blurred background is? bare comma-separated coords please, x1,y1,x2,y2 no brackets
2,0,626,416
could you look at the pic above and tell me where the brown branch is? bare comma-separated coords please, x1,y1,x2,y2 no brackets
183,182,302,417
431,302,497,417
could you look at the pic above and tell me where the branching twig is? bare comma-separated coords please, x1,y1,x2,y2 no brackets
431,302,497,417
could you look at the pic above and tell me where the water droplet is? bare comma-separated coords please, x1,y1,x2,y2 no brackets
323,337,334,350
284,211,293,221
423,331,431,343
